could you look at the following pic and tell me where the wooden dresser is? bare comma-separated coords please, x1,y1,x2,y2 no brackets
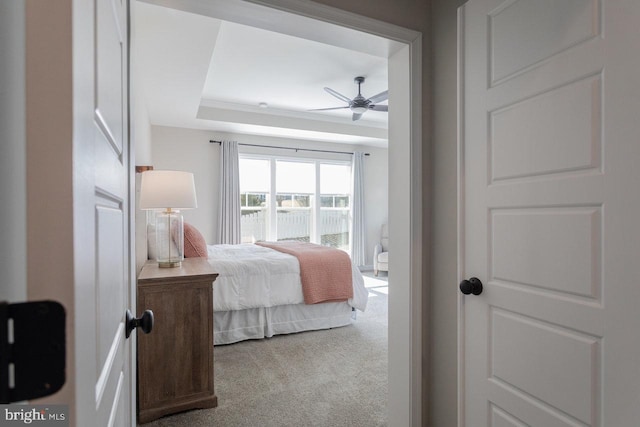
137,258,218,424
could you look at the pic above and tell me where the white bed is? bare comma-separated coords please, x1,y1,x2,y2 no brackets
207,244,368,345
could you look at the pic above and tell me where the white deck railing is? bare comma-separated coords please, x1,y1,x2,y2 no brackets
241,209,349,248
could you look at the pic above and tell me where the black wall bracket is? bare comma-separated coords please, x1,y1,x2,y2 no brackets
0,300,66,403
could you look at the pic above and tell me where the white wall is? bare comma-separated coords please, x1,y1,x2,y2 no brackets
149,125,388,266
133,90,152,165
130,0,153,166
131,0,153,273
150,126,221,244
0,1,27,303
132,73,152,274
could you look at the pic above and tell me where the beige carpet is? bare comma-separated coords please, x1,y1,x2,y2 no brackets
141,272,388,427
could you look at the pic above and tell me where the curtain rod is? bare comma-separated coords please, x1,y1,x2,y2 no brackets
209,140,370,156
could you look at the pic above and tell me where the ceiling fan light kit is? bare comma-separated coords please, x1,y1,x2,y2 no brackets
310,76,388,121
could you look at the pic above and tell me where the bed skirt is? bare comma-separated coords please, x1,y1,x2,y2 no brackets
214,301,353,345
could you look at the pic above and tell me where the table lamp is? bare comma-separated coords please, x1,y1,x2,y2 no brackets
139,170,197,267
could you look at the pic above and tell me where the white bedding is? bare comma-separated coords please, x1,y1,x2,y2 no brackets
207,243,368,312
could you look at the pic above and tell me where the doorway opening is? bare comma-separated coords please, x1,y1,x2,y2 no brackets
132,0,422,423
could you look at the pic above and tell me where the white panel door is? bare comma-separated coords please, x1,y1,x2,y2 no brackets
74,0,133,425
459,0,640,426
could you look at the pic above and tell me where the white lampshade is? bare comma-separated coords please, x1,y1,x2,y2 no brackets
139,170,197,210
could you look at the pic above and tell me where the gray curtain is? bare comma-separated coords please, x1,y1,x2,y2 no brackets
350,152,366,266
218,140,241,244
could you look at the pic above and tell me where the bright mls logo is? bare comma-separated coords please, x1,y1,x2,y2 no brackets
1,405,68,426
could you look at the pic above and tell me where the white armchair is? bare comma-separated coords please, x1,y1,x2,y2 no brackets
373,224,389,276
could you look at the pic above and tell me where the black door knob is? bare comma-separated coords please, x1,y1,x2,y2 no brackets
459,277,483,295
125,309,154,338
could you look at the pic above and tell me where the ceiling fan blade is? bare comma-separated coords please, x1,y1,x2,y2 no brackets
367,90,388,104
308,106,350,111
369,104,388,112
324,87,352,104
352,112,363,121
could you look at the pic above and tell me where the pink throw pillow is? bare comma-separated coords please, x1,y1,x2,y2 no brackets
183,222,208,258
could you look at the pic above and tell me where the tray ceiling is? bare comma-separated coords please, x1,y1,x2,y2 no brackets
133,1,389,147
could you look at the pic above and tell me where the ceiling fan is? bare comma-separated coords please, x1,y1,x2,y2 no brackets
310,76,388,121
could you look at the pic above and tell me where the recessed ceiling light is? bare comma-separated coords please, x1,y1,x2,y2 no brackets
258,102,268,108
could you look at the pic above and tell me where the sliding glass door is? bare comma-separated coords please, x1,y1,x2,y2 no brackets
319,163,350,251
239,158,270,243
239,155,351,253
275,160,314,242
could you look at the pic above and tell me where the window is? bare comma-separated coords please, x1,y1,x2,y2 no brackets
239,158,269,243
319,164,351,251
239,155,352,252
276,160,314,243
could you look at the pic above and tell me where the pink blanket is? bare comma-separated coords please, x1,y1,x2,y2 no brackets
256,241,353,304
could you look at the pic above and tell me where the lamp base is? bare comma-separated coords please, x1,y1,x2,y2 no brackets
158,261,182,268
155,209,185,268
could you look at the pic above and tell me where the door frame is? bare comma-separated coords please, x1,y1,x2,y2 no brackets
137,0,423,423
219,1,423,423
